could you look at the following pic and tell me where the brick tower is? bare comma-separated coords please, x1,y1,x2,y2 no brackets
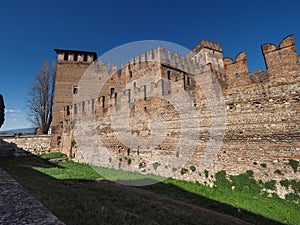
51,49,97,151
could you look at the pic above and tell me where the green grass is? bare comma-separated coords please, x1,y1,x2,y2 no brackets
0,154,299,225
40,151,67,159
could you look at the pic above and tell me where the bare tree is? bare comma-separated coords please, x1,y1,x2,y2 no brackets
0,94,4,128
27,61,56,134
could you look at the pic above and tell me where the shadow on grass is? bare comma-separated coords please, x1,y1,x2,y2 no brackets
0,149,286,225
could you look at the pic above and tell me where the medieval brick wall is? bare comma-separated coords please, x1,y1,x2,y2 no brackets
54,35,300,186
51,49,97,151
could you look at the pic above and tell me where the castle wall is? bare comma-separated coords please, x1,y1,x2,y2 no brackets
2,135,50,155
55,35,300,190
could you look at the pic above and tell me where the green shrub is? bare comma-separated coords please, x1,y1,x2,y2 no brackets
290,180,300,193
288,159,299,172
190,165,196,172
214,170,231,189
153,162,161,171
280,180,289,189
138,162,144,169
246,170,254,177
71,140,76,148
181,168,188,175
204,170,209,178
285,193,300,202
230,173,261,194
172,167,177,172
127,158,132,165
264,180,276,191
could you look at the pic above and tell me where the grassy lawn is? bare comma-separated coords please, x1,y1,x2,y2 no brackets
0,153,299,225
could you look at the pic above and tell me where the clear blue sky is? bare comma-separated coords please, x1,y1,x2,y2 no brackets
0,0,300,131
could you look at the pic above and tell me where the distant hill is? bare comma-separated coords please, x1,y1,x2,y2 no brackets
0,127,37,134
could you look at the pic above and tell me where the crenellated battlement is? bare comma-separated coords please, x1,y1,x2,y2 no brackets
55,49,97,63
260,35,299,82
224,51,248,76
222,34,299,87
56,35,300,192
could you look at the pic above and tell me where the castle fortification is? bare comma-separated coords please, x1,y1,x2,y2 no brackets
51,35,300,187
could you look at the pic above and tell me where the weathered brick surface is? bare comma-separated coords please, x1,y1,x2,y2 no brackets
1,135,50,155
53,35,300,188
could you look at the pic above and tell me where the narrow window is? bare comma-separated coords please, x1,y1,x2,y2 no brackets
73,85,78,95
133,82,136,88
115,93,117,105
111,87,115,95
130,71,133,78
102,96,105,108
57,136,61,146
167,71,171,80
66,106,70,116
187,77,191,85
64,52,69,61
73,53,78,61
235,73,239,78
83,54,88,62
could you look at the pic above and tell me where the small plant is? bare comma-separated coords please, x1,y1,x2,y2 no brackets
290,179,300,193
260,163,267,168
127,148,130,156
176,151,179,158
280,179,289,189
181,168,188,175
204,169,209,178
288,159,299,172
264,180,276,191
246,170,254,177
214,170,231,189
285,193,300,203
127,158,132,165
274,169,283,175
118,161,122,169
71,140,77,148
190,165,196,172
109,157,112,163
153,162,161,171
172,167,177,172
138,162,145,169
